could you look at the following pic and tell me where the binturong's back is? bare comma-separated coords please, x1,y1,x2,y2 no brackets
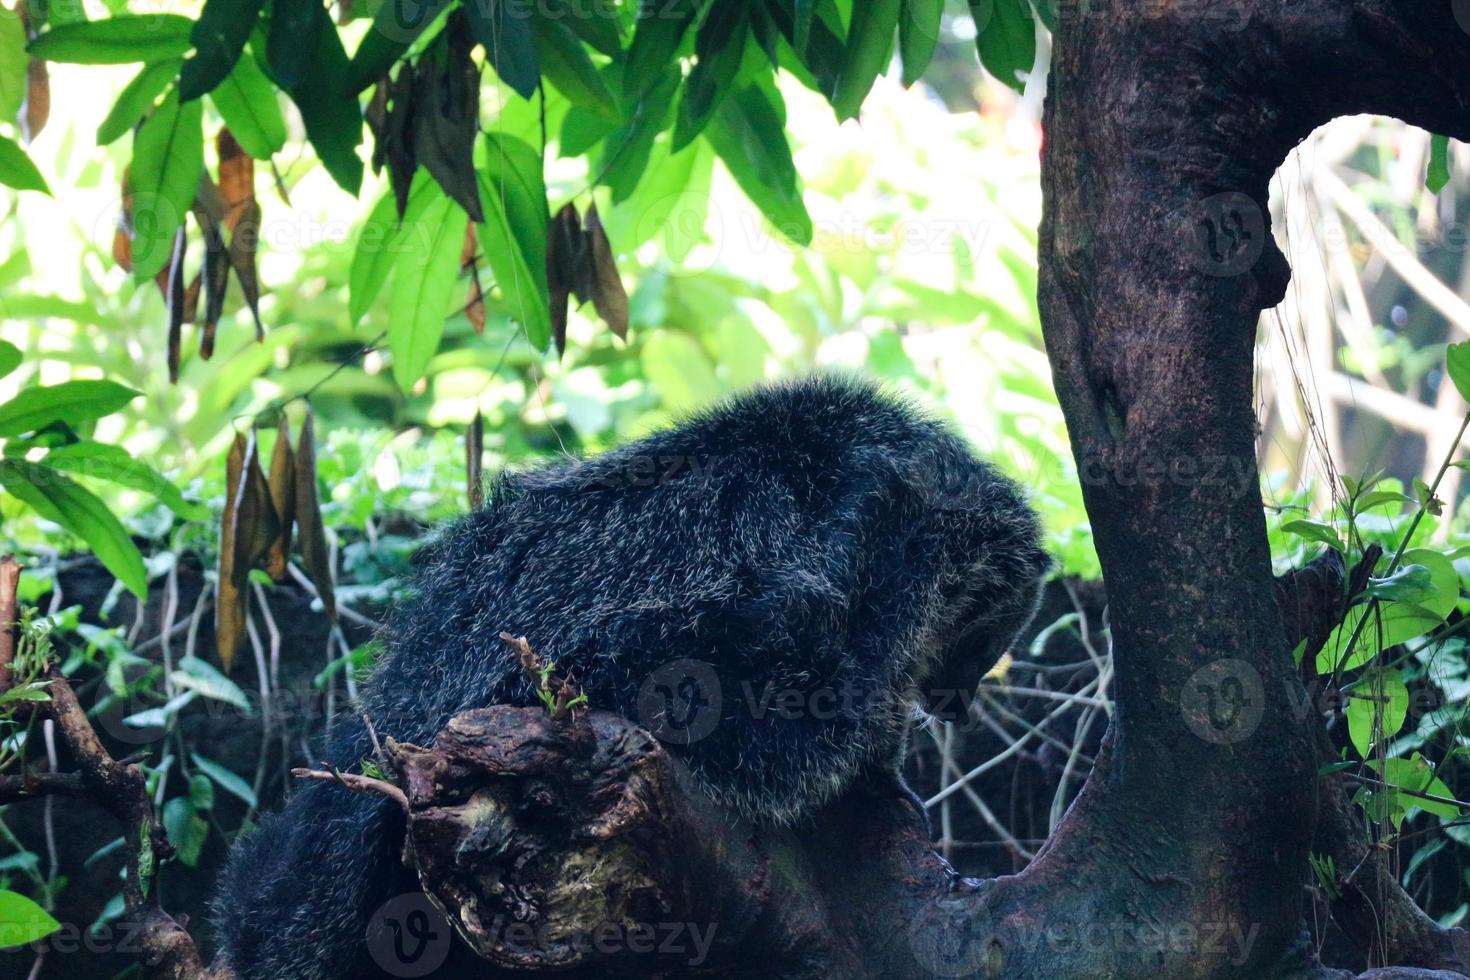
212,375,1051,980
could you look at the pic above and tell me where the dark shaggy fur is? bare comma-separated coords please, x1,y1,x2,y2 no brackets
212,376,1050,978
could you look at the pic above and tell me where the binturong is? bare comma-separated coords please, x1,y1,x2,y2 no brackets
212,375,1051,979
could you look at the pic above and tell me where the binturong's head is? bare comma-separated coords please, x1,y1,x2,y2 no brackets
896,428,1053,720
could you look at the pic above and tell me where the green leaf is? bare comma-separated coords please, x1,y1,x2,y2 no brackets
833,0,899,119
282,7,364,195
673,3,747,149
188,773,215,811
189,753,257,807
1280,518,1344,553
466,0,540,100
348,0,452,93
28,15,194,64
349,171,436,324
209,50,287,159
532,16,620,121
0,6,26,124
1346,668,1408,757
266,0,324,89
0,890,60,948
1447,341,1470,403
162,796,209,867
606,134,711,256
0,461,148,599
0,379,141,437
641,331,718,411
624,0,701,102
477,136,553,350
706,77,811,246
0,134,48,195
388,194,469,388
899,0,943,87
1318,601,1442,676
970,0,1035,93
1364,564,1435,607
1371,755,1461,820
130,90,205,281
171,655,251,712
0,340,19,381
793,0,816,53
603,70,679,202
97,59,181,146
1428,135,1452,195
1399,548,1460,618
41,440,209,520
180,0,266,100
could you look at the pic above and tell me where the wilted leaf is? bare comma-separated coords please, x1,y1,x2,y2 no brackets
227,198,263,339
348,0,451,93
21,56,49,141
467,409,483,508
216,432,248,670
294,412,337,623
234,428,282,578
165,225,186,383
264,416,295,581
412,22,483,222
584,204,627,341
546,202,583,356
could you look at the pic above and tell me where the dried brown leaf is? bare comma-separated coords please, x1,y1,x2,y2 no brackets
294,411,337,623
264,416,296,581
467,409,483,509
216,433,249,671
165,226,187,384
411,21,482,222
235,429,283,580
584,204,628,341
22,58,48,142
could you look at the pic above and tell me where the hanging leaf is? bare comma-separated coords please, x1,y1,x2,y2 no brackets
673,2,748,150
585,204,627,341
165,225,187,383
0,340,20,381
190,753,257,807
130,91,205,281
832,0,899,119
209,51,287,160
466,0,539,100
199,213,230,354
1428,135,1452,194
624,0,702,102
388,191,470,388
602,69,679,203
294,412,337,623
233,429,283,581
546,202,585,356
551,0,622,57
477,136,552,350
97,58,180,146
899,0,942,87
1446,340,1470,403
467,409,484,508
705,77,812,245
226,200,263,338
172,655,252,712
1346,668,1409,757
531,16,620,121
180,0,267,100
21,56,49,142
264,416,295,581
349,0,453,93
216,432,248,670
380,68,418,219
412,21,484,222
0,133,48,194
282,5,364,194
0,460,148,599
462,224,486,332
27,14,193,64
266,0,324,89
0,379,140,437
971,0,1035,93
